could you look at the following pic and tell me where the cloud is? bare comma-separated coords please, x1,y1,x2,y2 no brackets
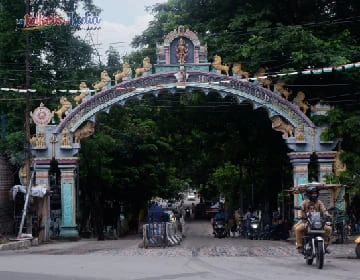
76,0,165,62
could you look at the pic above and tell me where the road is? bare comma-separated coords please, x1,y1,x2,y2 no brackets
0,218,358,280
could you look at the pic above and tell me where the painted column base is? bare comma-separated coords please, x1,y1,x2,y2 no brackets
60,225,79,240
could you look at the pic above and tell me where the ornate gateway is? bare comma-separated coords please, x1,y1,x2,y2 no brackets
29,26,341,241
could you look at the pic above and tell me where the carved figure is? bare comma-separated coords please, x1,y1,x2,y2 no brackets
30,135,37,146
175,37,189,64
61,128,71,146
74,82,89,105
295,125,306,142
35,131,46,148
274,80,292,100
74,121,95,143
254,67,272,89
54,96,72,121
175,69,188,82
212,55,229,76
271,115,294,138
232,63,249,79
135,57,152,78
113,63,132,84
93,70,111,93
293,91,309,114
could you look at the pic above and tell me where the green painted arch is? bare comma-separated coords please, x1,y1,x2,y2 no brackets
55,71,314,134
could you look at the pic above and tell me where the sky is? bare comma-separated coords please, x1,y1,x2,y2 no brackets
77,0,168,62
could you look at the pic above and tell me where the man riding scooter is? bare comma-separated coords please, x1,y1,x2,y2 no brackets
212,208,228,237
294,186,333,254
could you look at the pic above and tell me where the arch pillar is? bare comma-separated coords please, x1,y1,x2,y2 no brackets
316,151,337,183
33,162,50,242
59,159,79,239
288,152,312,207
316,151,346,210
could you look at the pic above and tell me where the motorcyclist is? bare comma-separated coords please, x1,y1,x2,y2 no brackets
294,186,333,254
212,208,227,233
244,207,255,233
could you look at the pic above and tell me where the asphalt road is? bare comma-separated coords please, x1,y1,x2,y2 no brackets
0,213,359,280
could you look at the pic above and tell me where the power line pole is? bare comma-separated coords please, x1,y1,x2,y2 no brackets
25,0,31,185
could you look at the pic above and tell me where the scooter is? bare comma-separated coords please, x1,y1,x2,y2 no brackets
213,218,228,238
248,217,260,240
355,235,360,258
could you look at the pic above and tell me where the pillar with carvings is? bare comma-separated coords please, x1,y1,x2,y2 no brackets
34,162,50,242
288,152,312,208
316,151,337,183
59,160,79,239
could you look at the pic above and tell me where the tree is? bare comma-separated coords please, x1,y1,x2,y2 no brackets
0,0,100,165
106,46,121,71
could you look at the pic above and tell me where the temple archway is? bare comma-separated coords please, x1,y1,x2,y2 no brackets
28,26,341,241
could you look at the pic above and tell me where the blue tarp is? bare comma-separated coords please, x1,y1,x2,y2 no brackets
148,204,169,223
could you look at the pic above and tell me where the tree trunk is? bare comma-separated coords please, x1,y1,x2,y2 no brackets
94,193,105,240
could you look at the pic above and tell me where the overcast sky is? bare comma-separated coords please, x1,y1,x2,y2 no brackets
77,0,168,62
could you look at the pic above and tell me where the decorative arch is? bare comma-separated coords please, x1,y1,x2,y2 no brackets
31,71,339,241
55,71,314,138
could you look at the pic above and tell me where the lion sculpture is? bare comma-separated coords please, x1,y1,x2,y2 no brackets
232,63,249,79
254,67,272,90
212,55,229,76
293,91,309,114
93,70,111,93
274,80,292,100
135,57,152,78
54,96,72,121
74,82,89,105
113,63,132,84
271,115,294,139
74,121,95,144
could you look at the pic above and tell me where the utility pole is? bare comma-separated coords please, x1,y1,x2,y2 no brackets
25,0,31,186
22,0,32,235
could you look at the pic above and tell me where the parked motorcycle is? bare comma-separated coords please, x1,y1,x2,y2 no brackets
213,218,228,238
295,206,329,269
261,224,273,240
355,235,360,259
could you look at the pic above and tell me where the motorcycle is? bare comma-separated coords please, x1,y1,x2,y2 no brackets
213,218,228,238
261,224,273,240
355,235,360,259
248,217,260,240
185,208,191,220
295,206,329,269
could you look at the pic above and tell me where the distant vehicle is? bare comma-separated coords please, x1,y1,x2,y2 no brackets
164,210,176,222
187,192,196,200
167,200,177,209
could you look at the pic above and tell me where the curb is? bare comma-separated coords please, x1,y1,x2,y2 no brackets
0,240,30,251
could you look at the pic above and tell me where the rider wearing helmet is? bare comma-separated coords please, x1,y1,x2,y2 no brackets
294,186,333,254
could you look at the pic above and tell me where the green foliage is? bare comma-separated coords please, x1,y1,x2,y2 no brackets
0,0,101,161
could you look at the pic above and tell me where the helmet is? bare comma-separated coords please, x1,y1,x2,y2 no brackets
306,186,319,202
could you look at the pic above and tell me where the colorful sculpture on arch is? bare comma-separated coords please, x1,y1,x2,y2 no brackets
93,70,111,93
135,57,152,78
113,63,132,84
212,55,229,76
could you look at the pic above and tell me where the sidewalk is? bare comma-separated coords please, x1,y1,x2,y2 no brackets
0,238,35,251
